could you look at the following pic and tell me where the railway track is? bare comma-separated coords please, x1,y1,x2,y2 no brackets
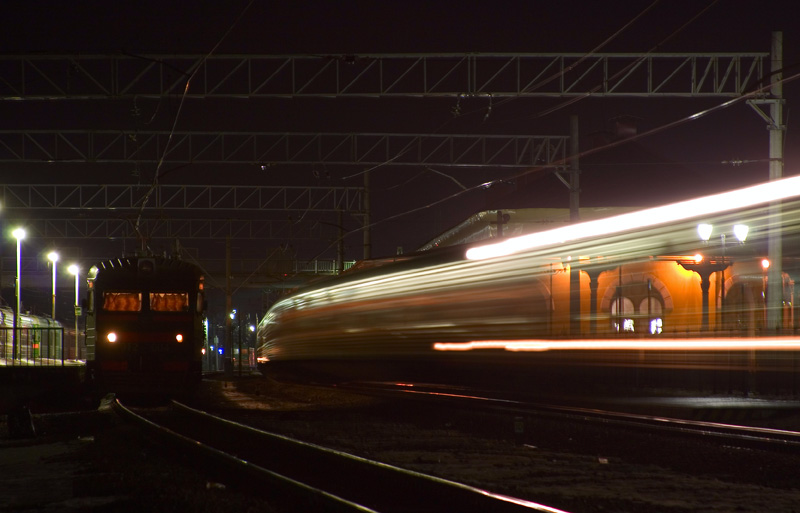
336,382,800,453
110,396,569,513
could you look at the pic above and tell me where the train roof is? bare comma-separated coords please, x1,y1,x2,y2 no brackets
88,255,203,285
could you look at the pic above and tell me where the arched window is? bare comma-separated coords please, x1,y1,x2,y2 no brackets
610,297,635,332
639,297,663,334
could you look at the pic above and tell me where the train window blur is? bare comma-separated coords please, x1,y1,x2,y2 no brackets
103,292,142,312
611,297,635,332
650,318,663,334
150,292,190,312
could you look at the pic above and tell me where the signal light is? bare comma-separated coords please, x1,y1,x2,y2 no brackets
218,347,224,355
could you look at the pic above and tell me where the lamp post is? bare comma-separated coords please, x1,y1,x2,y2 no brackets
68,264,80,360
12,228,25,360
47,251,59,320
47,251,59,360
690,223,749,331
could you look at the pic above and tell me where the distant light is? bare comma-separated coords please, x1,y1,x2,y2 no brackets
761,258,770,270
201,347,206,355
68,264,80,276
249,325,256,332
107,332,117,343
694,254,703,264
733,224,749,242
697,223,713,241
176,334,183,343
47,251,59,263
12,227,26,241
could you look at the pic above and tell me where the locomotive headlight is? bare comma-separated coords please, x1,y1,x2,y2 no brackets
107,332,117,343
176,334,184,343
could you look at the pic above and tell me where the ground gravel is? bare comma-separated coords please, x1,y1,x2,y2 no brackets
4,375,800,512
207,375,800,513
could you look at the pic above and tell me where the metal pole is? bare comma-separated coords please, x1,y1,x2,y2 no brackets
766,31,784,331
50,259,57,360
225,236,233,377
363,169,371,260
51,262,57,320
569,115,581,336
15,235,21,361
74,272,79,359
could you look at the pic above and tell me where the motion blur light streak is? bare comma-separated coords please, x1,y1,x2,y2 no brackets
466,174,800,260
433,339,800,352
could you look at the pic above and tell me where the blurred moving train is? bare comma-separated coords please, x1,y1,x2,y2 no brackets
84,255,206,396
0,306,62,363
257,176,800,396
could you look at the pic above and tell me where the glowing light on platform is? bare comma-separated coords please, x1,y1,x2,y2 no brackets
433,338,800,352
466,175,800,260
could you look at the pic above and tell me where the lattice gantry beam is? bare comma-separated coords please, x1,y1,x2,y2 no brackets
0,184,363,212
0,131,568,168
0,53,769,99
0,217,331,240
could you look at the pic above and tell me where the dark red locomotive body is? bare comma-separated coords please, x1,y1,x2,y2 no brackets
85,255,206,396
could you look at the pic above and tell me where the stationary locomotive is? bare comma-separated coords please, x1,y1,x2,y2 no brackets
84,255,206,396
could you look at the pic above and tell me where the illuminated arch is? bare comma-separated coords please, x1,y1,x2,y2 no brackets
599,272,674,313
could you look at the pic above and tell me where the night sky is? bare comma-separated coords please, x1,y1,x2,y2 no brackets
1,0,799,263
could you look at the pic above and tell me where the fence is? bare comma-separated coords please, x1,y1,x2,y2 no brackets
0,326,67,366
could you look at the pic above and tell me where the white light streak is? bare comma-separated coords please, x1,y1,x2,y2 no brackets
466,175,800,260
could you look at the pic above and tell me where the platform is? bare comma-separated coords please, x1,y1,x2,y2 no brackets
0,359,86,414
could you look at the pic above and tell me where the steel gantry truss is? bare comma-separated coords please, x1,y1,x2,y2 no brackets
3,218,332,241
0,49,782,281
0,183,363,240
1,184,363,212
0,131,568,168
0,52,769,99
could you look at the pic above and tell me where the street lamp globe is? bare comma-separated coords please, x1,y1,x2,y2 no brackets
733,224,749,243
697,223,713,242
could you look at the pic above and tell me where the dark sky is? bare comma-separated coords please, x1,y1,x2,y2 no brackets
2,0,799,261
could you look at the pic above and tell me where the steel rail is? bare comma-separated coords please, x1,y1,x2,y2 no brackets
338,382,800,452
110,397,378,513
169,400,570,513
111,396,569,513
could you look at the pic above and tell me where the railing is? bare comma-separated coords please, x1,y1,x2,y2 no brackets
0,327,67,366
293,259,357,274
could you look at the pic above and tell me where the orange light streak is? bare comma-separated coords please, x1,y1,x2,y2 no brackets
433,338,800,352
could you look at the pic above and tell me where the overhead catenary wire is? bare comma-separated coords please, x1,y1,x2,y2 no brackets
307,69,799,263
133,0,256,248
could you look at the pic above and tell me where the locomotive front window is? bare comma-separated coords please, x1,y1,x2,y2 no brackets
150,292,190,312
103,292,142,312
